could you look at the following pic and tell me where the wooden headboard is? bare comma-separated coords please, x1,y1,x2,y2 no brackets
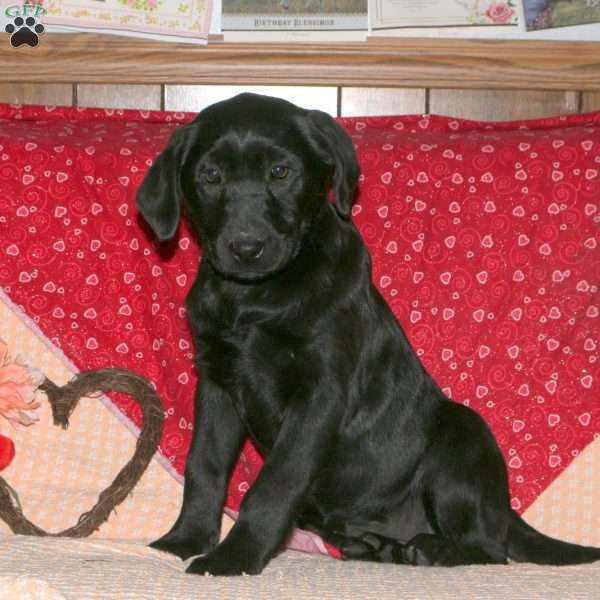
1,35,600,121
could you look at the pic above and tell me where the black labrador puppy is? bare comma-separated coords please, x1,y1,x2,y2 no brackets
137,93,600,576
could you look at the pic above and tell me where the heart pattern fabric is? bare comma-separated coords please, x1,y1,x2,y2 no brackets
0,104,598,526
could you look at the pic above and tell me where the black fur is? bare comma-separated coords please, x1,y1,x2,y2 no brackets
138,93,600,575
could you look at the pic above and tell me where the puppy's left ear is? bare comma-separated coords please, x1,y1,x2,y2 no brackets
296,110,361,219
136,124,191,241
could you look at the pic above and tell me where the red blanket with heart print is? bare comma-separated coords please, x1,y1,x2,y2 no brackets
0,104,598,554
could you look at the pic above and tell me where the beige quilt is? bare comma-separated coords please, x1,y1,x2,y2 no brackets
2,536,600,600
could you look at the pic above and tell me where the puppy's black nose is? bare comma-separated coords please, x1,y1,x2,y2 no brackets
229,238,265,262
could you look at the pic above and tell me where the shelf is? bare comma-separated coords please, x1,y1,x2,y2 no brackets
2,35,600,90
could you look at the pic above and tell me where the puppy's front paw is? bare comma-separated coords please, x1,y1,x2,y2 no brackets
186,547,264,576
150,530,216,561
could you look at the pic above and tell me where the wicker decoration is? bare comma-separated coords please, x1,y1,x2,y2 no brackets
0,368,164,537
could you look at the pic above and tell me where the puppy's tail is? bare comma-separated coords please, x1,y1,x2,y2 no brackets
507,509,600,565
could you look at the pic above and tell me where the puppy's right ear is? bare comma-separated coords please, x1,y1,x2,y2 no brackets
136,125,191,242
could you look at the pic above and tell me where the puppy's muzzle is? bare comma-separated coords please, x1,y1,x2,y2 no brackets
228,237,265,262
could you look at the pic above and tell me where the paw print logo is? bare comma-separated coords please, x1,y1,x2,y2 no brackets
5,15,45,47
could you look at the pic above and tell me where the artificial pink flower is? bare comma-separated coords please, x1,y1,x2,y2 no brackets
0,338,43,427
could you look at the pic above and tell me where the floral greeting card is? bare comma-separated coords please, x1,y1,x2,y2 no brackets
523,0,600,30
43,0,212,42
369,0,518,29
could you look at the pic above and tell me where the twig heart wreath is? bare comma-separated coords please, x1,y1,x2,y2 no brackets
0,368,164,537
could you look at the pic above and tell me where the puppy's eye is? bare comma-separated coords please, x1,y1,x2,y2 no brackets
204,167,221,184
270,165,289,179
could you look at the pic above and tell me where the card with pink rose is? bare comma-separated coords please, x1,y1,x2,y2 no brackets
369,0,518,29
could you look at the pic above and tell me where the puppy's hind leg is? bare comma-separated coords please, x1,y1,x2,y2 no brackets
402,498,509,567
412,401,512,566
299,517,409,564
327,530,465,566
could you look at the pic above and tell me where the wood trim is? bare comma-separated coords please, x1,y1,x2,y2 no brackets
0,83,73,105
76,84,162,110
164,84,338,114
2,34,600,90
340,87,426,117
582,92,600,112
428,89,580,121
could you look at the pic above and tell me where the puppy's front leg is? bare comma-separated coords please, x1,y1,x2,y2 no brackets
151,378,245,560
187,393,340,576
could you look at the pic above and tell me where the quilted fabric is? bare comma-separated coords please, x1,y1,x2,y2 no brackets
3,536,600,600
0,104,598,543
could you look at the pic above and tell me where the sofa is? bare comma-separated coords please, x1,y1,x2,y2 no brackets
0,103,598,599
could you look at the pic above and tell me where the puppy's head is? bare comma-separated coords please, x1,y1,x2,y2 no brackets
136,93,360,281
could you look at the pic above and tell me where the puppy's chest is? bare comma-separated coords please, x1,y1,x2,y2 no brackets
199,325,298,382
197,321,305,446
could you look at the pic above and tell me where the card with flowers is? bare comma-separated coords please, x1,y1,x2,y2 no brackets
369,0,518,29
522,0,600,30
42,0,212,42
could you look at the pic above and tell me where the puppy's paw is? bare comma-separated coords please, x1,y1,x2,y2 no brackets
149,531,216,561
402,533,462,567
186,548,263,576
340,532,402,564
